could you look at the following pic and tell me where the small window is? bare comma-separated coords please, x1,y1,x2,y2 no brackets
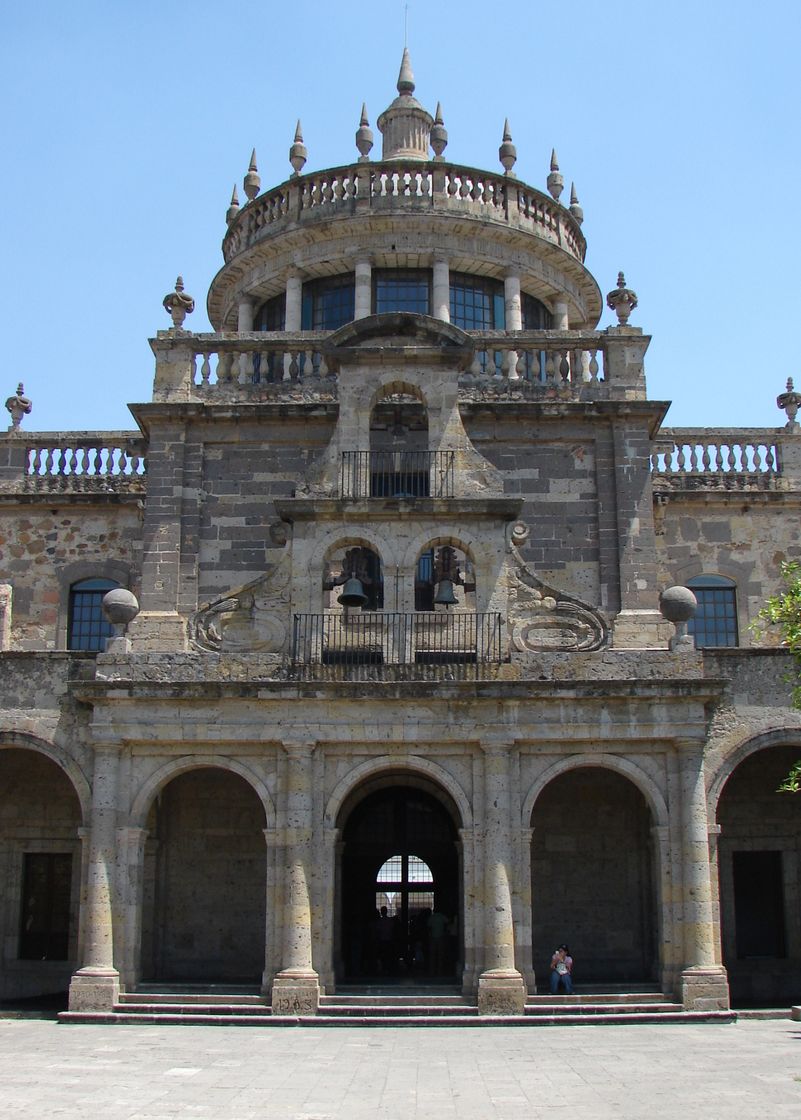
374,269,431,315
67,578,119,651
449,274,504,330
301,275,355,330
19,853,72,960
686,575,738,647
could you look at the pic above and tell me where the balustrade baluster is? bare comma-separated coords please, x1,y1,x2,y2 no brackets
753,444,765,472
701,445,711,471
765,445,776,472
469,352,482,377
200,354,211,385
446,174,458,197
676,445,686,472
559,352,570,383
516,352,527,380
504,350,519,380
545,351,556,385
588,350,599,383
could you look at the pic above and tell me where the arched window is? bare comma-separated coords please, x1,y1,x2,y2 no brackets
686,575,738,647
521,292,551,329
376,854,434,918
67,577,119,651
323,546,384,611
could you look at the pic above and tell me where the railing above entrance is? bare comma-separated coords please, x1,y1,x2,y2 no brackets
340,451,455,500
292,611,503,680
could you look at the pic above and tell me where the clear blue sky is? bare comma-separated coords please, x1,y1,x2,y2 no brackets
2,1,799,433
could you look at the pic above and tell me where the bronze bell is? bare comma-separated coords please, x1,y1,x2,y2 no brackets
433,579,458,607
338,575,368,607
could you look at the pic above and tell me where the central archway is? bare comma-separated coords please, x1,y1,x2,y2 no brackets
336,778,461,984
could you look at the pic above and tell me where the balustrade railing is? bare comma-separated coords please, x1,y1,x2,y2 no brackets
340,451,455,499
21,435,147,493
651,429,778,489
292,611,503,680
223,160,585,264
190,334,331,387
465,333,605,386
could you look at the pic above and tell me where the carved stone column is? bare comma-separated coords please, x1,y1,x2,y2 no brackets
68,746,121,1011
504,271,522,331
284,269,303,331
354,258,372,319
677,739,729,1010
271,743,320,1015
552,298,569,330
237,297,254,332
432,256,450,321
116,826,149,992
477,744,526,1015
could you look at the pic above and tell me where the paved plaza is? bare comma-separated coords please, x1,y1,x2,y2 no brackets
0,1018,799,1119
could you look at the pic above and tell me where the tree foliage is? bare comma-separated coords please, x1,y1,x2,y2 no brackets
755,561,801,792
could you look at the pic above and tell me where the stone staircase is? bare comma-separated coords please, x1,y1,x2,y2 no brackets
59,981,737,1026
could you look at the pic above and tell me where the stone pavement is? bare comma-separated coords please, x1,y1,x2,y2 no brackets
0,1019,799,1119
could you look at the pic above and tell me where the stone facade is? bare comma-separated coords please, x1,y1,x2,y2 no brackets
1,55,800,1016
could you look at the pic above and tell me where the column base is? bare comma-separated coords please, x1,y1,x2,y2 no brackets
68,967,120,1012
679,965,730,1011
271,969,320,1016
477,968,527,1016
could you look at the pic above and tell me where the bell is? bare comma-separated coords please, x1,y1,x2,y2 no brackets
433,579,458,607
338,575,368,607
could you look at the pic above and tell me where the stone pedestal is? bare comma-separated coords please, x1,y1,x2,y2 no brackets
125,611,188,651
271,971,320,1016
68,966,120,1012
611,609,670,648
679,965,730,1011
477,969,527,1016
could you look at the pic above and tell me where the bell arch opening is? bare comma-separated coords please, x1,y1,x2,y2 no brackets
140,767,267,984
368,387,431,499
716,743,801,1007
335,775,462,985
530,766,657,986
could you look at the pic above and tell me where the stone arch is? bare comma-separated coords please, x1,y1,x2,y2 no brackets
707,726,801,818
310,528,396,574
522,752,668,830
368,379,428,414
0,731,90,823
130,755,276,830
325,755,472,831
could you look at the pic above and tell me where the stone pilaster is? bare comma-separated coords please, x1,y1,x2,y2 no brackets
68,746,121,1011
676,740,729,1010
271,743,320,1015
354,258,372,319
477,744,526,1015
432,256,450,321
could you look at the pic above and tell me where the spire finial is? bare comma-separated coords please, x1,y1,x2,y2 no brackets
244,149,260,202
431,102,448,160
397,47,415,95
606,272,638,326
547,149,564,201
289,120,308,177
499,119,517,176
163,276,195,330
226,184,240,227
356,103,374,162
569,182,583,226
5,383,32,432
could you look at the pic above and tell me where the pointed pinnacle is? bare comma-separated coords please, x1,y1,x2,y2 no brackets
360,102,370,126
230,184,239,205
435,101,444,125
249,148,258,172
550,148,559,171
397,46,415,94
570,182,578,204
503,118,513,141
294,120,304,142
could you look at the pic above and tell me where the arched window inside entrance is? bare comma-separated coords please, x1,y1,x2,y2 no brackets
376,853,434,917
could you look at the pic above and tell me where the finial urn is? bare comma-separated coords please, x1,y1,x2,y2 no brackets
569,182,584,225
289,121,308,177
778,378,801,429
226,185,240,226
5,383,32,432
355,104,374,161
163,276,195,329
499,120,517,175
606,272,638,325
244,149,260,202
547,149,564,202
430,102,448,160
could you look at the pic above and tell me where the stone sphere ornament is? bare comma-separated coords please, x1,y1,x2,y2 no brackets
102,588,140,628
659,585,697,653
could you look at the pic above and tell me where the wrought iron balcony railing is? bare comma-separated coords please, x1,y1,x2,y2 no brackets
340,451,455,500
291,611,503,680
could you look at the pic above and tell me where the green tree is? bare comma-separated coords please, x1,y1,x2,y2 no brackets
755,561,801,792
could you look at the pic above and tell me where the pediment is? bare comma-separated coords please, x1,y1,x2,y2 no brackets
323,313,473,370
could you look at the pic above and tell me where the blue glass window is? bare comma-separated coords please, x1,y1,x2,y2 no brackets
302,275,355,330
686,575,738,647
67,578,119,651
374,270,431,315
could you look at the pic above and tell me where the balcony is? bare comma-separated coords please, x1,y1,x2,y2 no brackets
291,611,503,680
651,429,781,494
0,433,147,495
340,451,455,500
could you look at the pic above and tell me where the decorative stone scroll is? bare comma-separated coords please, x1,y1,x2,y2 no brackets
507,521,608,652
190,548,291,653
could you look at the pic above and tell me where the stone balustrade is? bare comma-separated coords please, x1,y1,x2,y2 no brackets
223,161,585,265
7,434,147,493
652,429,779,490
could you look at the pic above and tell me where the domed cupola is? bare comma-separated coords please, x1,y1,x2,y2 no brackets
376,48,433,161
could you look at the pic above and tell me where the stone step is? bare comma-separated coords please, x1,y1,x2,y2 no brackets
114,1002,272,1016
319,994,471,1007
528,992,668,1005
118,992,265,1006
526,1002,684,1016
319,1003,478,1017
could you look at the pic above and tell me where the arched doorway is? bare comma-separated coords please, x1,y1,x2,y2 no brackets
0,747,82,1002
530,767,657,986
140,768,266,983
337,779,461,984
717,743,801,1006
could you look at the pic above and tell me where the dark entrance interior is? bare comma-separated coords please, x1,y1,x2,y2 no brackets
338,782,460,983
